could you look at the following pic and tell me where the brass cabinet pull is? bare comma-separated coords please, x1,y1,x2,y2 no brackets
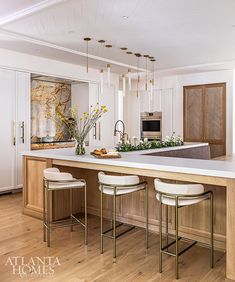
93,123,97,140
20,121,25,143
13,121,16,146
98,122,101,141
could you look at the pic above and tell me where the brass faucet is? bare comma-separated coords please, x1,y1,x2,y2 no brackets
114,120,128,144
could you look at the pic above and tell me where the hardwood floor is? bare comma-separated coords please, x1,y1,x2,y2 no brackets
0,193,230,282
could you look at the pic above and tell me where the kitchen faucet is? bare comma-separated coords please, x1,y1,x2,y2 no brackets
114,120,128,144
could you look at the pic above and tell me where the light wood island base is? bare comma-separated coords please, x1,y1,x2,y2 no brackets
22,150,235,280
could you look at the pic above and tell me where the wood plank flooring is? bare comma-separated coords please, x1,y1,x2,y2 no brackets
0,193,231,282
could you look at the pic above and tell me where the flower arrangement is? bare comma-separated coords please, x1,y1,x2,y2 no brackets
45,103,107,155
116,133,183,152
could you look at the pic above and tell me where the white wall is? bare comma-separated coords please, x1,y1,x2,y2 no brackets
0,48,100,82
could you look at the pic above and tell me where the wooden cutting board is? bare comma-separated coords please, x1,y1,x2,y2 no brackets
90,152,121,159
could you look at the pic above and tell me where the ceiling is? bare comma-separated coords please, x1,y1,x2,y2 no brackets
1,0,235,74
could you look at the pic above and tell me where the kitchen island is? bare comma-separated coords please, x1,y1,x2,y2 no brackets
22,142,235,280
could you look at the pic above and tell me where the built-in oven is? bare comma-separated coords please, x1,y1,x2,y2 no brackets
140,112,162,140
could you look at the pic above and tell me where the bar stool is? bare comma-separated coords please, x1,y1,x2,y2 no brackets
98,172,149,259
43,168,88,247
154,179,213,279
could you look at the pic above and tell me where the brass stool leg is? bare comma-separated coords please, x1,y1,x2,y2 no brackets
47,188,51,247
110,195,113,231
100,185,104,254
145,183,149,250
175,197,179,279
159,195,163,273
166,205,168,250
84,182,88,245
70,188,73,232
113,187,117,260
210,192,214,268
43,181,46,242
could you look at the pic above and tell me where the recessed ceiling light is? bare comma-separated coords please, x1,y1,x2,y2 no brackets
122,15,129,19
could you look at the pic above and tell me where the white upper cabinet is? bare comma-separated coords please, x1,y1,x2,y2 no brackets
161,89,173,138
0,69,30,192
140,91,150,112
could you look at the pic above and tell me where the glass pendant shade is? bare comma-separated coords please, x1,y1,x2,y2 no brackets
100,69,104,94
150,79,153,101
122,75,126,97
107,64,111,87
128,69,131,91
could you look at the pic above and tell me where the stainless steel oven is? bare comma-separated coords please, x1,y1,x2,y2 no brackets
140,112,162,140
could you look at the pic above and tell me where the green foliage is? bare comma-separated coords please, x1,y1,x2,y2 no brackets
116,135,184,152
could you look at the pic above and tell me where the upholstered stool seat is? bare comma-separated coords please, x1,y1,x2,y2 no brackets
155,181,209,206
43,168,88,247
98,172,145,195
98,172,149,259
154,179,214,279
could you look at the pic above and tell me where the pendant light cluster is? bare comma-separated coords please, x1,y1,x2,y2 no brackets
83,37,156,97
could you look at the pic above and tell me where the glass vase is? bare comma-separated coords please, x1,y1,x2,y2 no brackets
75,140,85,155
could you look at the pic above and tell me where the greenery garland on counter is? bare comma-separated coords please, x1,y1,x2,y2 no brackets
116,135,184,152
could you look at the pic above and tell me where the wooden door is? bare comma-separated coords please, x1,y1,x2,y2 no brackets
184,83,226,158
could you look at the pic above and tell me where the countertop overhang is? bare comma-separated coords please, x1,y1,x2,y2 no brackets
22,142,235,179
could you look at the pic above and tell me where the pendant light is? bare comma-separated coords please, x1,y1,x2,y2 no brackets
122,74,126,97
100,69,104,94
150,79,153,101
126,51,133,91
83,37,91,73
128,69,132,91
105,44,112,88
107,64,111,87
150,58,156,101
135,53,142,98
144,55,149,91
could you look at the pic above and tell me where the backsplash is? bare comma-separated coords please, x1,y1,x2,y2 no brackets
31,79,71,143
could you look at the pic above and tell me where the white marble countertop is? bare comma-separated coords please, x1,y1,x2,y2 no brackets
22,142,235,179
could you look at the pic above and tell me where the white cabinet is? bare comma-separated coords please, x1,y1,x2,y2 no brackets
0,69,30,192
161,89,173,138
138,88,174,139
16,72,30,188
89,82,116,148
72,82,116,148
140,91,150,112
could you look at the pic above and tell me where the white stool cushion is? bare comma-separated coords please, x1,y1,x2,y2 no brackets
154,179,209,206
98,172,145,195
44,168,85,189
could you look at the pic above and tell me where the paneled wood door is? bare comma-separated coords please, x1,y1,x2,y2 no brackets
184,83,226,158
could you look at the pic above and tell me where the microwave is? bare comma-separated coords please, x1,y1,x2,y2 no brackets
140,112,162,140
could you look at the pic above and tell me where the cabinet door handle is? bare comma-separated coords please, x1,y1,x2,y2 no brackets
20,121,25,143
93,123,97,139
13,121,16,146
98,122,101,141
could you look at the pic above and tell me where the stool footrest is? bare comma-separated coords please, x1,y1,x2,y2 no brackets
102,224,135,239
161,237,197,257
103,222,123,235
43,215,85,229
162,236,182,251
